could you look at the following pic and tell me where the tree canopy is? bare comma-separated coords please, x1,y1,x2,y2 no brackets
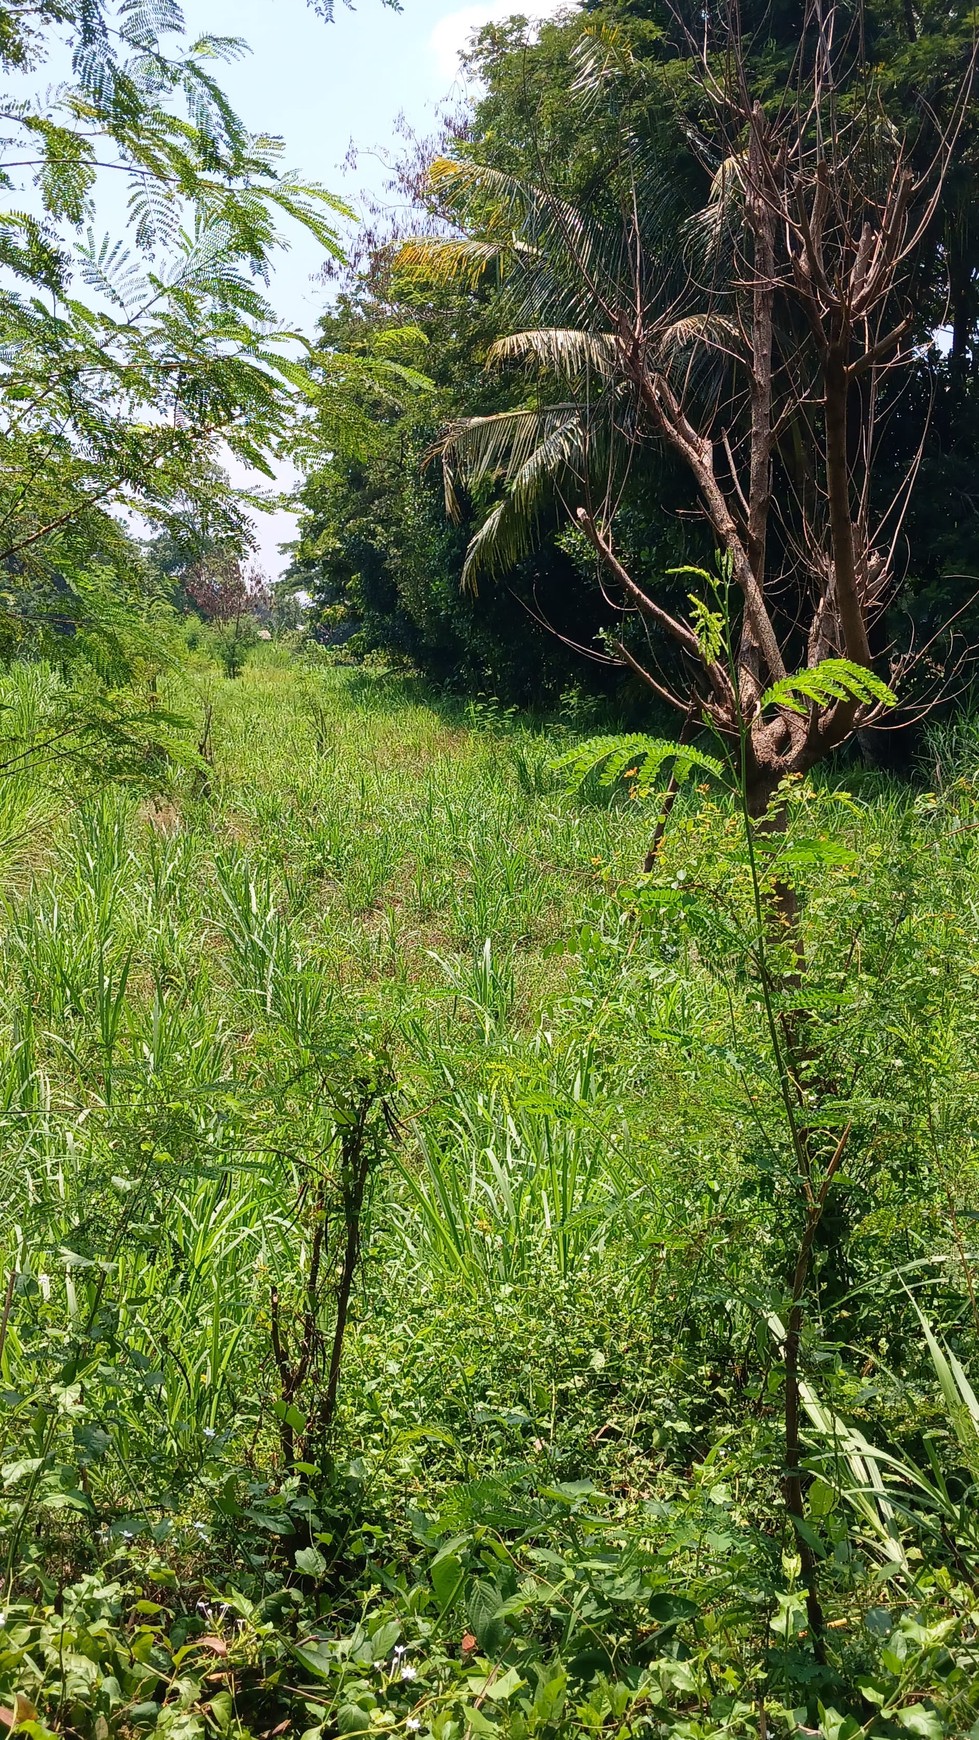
291,0,979,729
0,0,346,673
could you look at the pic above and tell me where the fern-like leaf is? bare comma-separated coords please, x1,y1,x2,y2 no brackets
760,658,896,717
438,1464,542,1532
76,229,149,309
687,594,724,665
551,733,724,792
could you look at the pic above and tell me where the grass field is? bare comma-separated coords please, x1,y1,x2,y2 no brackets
4,648,979,1739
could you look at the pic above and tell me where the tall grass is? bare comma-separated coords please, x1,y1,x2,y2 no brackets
2,649,979,1717
0,656,662,1519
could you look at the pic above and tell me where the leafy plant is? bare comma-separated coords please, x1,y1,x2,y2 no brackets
550,733,724,795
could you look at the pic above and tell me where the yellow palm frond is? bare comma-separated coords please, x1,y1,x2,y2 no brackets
655,313,741,359
396,237,508,290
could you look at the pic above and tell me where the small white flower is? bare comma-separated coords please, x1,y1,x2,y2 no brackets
393,1645,406,1658
400,1666,417,1682
0,1611,7,1627
203,1428,216,1439
122,1530,134,1541
406,1720,421,1731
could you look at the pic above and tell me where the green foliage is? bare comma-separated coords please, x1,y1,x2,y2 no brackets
760,660,899,717
3,7,979,1740
0,654,978,1735
286,5,719,707
288,290,626,707
383,0,979,711
550,732,725,792
0,0,348,673
686,594,724,666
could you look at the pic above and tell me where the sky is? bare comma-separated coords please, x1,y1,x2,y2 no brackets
190,0,568,329
165,0,571,575
7,0,571,576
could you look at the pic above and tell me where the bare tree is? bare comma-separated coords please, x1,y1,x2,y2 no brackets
401,19,977,1651
408,3,976,817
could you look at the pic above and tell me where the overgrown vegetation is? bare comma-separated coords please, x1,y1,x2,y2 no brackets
291,0,979,720
2,648,979,1739
4,0,979,1734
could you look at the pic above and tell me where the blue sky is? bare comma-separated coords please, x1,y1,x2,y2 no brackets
12,0,569,573
188,0,568,575
191,0,490,332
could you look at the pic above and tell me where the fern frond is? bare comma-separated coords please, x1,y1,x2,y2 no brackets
551,733,724,792
438,1464,541,1532
119,0,186,40
366,324,430,360
760,658,896,717
687,595,724,665
127,178,182,252
76,229,149,309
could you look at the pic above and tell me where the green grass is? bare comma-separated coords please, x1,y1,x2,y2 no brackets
4,648,979,1738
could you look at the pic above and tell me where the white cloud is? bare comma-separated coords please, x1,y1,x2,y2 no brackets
430,0,573,86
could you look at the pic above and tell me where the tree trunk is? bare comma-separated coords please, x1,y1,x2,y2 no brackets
747,783,805,984
823,344,873,669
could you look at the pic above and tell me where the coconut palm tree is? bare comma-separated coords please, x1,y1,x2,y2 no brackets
402,13,975,816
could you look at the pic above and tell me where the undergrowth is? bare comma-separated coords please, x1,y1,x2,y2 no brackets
2,650,979,1738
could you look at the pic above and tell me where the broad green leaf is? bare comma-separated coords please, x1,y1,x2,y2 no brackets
467,1666,525,1702
431,1551,464,1611
368,1621,401,1661
336,1706,372,1734
295,1546,328,1577
292,1641,333,1680
273,1399,307,1433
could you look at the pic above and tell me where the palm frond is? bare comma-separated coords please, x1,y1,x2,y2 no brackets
454,408,587,590
436,406,579,494
461,492,540,590
487,328,620,381
655,313,741,360
397,236,509,290
570,23,638,101
426,156,530,217
423,157,614,314
684,154,746,261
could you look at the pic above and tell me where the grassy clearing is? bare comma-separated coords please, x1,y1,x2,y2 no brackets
4,650,979,1738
